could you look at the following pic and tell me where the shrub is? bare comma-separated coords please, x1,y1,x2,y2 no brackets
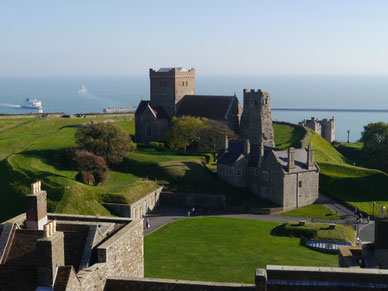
158,142,165,151
271,222,355,243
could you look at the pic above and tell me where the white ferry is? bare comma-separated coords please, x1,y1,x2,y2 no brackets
21,98,42,109
78,85,87,93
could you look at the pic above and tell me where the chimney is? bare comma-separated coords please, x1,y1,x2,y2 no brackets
26,181,48,230
307,143,315,170
244,139,250,156
288,148,296,172
225,135,229,152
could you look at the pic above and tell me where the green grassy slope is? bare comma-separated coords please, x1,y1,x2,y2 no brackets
145,217,338,284
306,129,388,216
273,123,305,149
0,117,159,221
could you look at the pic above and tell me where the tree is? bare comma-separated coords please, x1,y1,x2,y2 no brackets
360,122,388,172
67,148,108,185
166,116,207,151
197,120,239,157
75,122,135,166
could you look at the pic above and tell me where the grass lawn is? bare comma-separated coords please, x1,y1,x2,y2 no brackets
0,116,160,221
145,217,338,284
278,204,342,220
273,123,305,149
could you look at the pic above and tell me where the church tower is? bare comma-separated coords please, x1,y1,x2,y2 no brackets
240,89,275,147
149,67,195,117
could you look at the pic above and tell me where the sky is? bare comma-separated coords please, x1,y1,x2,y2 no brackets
0,0,387,76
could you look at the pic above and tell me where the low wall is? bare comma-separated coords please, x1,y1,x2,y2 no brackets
105,277,255,291
103,186,163,219
259,265,388,291
160,192,226,210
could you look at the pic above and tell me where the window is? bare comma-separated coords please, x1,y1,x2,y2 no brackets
159,81,162,87
186,81,188,86
255,100,257,106
237,170,241,176
299,181,303,188
182,81,185,86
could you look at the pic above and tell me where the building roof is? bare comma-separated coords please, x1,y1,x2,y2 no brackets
218,140,318,173
176,95,236,120
135,100,169,119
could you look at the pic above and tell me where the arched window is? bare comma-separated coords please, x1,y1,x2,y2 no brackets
186,81,188,86
182,81,185,86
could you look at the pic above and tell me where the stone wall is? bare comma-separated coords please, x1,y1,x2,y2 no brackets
217,159,249,188
160,192,226,210
135,106,170,143
259,265,388,291
283,170,319,210
78,219,144,291
105,277,255,290
103,186,163,218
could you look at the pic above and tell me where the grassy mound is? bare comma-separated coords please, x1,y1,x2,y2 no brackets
336,142,364,166
271,222,355,243
0,116,161,221
305,130,388,217
273,123,305,149
279,204,342,220
145,217,338,284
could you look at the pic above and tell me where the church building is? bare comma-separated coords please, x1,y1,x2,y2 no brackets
135,67,241,143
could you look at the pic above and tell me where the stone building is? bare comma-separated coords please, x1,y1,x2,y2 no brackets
0,181,144,290
240,89,275,147
217,139,319,209
300,117,336,143
135,67,242,143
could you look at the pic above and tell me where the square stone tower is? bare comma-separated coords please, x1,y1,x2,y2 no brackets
149,67,195,117
240,89,275,147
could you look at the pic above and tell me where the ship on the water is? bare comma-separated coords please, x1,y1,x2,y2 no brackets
21,98,42,109
103,106,136,113
78,85,87,94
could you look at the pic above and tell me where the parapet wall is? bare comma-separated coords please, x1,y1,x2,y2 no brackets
105,277,255,291
78,219,144,291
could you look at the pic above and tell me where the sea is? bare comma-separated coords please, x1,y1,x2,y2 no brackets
1,74,388,142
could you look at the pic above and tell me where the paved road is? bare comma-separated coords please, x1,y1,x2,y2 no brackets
317,192,357,222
